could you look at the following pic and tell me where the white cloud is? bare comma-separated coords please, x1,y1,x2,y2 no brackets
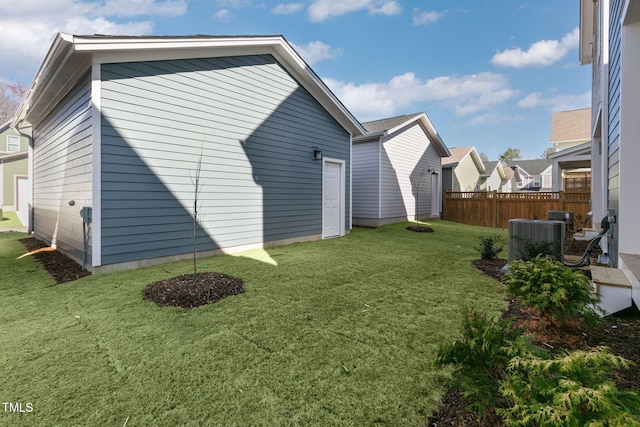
412,9,444,26
0,0,186,84
516,90,590,112
467,112,525,127
212,9,232,21
491,27,580,68
291,41,342,65
324,71,517,121
517,92,542,108
308,0,401,22
94,0,187,17
272,3,305,15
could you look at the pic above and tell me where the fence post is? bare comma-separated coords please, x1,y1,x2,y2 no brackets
492,190,498,228
559,191,564,211
443,190,448,220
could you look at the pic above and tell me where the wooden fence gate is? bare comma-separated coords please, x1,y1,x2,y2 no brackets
443,191,591,230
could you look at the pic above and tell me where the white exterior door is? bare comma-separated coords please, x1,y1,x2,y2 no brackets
323,160,344,238
16,176,30,226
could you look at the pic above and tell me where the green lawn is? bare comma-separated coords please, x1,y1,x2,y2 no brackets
0,210,24,228
0,221,507,426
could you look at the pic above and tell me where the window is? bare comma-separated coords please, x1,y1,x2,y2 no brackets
532,177,541,187
7,135,20,152
516,181,523,188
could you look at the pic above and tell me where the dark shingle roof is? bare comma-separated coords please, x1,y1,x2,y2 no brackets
507,159,552,175
481,161,501,177
361,113,423,133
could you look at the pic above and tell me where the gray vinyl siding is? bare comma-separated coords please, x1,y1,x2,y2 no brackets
352,141,380,218
32,73,93,264
380,122,441,219
608,0,622,263
100,55,349,265
442,168,453,192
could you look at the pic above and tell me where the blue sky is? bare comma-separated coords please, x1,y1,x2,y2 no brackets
0,0,590,160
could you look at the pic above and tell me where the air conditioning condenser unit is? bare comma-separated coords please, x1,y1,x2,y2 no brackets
508,219,564,261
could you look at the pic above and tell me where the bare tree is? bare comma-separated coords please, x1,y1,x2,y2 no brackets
0,82,26,124
190,142,204,281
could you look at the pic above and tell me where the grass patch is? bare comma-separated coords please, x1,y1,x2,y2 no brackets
0,210,24,228
0,221,506,426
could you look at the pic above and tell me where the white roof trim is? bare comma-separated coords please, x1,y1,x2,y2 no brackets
14,33,365,136
579,0,594,65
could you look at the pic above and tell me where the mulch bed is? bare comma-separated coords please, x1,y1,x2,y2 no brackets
407,225,435,232
142,272,244,309
19,237,92,284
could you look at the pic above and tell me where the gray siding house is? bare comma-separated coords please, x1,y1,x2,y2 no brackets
506,159,553,192
13,33,365,272
352,113,450,227
580,0,640,307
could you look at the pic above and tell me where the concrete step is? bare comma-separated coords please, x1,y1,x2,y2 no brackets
590,265,633,315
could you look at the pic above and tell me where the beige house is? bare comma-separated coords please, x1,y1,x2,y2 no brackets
549,108,592,192
441,146,485,192
549,108,591,152
0,121,30,224
479,161,508,192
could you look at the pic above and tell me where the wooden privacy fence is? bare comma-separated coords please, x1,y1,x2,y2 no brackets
443,191,591,230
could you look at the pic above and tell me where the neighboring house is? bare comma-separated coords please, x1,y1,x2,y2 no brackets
580,0,640,306
501,166,519,192
12,33,365,272
548,108,592,192
549,108,591,152
479,161,508,192
506,159,553,191
548,142,591,191
0,121,30,224
352,112,450,227
441,146,485,192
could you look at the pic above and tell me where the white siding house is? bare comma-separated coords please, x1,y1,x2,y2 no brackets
13,34,365,272
352,113,450,227
479,161,508,192
580,0,640,307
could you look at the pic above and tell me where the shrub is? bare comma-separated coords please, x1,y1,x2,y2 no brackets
503,256,599,326
517,239,556,261
499,347,640,426
477,235,505,260
435,308,538,419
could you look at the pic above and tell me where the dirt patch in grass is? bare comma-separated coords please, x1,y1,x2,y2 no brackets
406,225,435,232
426,255,640,427
20,237,92,284
143,272,244,309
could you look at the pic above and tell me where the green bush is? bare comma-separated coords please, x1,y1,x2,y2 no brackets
477,235,505,260
499,347,640,426
435,308,538,419
517,239,556,261
503,256,599,325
